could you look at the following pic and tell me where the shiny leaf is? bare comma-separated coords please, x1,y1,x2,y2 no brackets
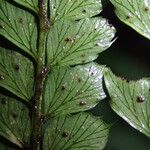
0,0,38,58
43,63,106,116
0,47,34,101
0,94,31,148
105,70,150,137
43,113,109,150
50,0,102,22
14,0,38,13
46,17,115,66
110,0,150,40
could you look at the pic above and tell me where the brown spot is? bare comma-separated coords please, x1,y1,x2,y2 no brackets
1,99,6,105
18,18,23,23
82,9,86,13
80,54,85,57
91,72,94,76
65,37,72,42
61,86,66,91
12,112,18,119
14,65,19,71
137,96,145,103
126,15,131,19
62,131,69,138
145,7,149,11
77,78,82,82
79,101,87,106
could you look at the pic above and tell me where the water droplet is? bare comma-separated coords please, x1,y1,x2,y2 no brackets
79,101,87,106
137,95,145,103
35,106,38,109
61,131,69,138
0,75,4,80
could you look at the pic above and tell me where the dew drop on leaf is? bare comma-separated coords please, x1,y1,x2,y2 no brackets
137,95,145,103
0,75,5,80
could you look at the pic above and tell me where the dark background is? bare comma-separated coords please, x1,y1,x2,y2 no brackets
92,0,150,149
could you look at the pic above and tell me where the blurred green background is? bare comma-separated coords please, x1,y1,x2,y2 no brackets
92,0,150,149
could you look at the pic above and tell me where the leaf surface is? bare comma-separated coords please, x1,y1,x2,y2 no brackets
43,113,109,150
105,71,150,137
0,94,31,148
0,47,34,101
50,0,102,22
14,0,38,13
43,63,106,116
0,0,37,58
46,17,115,66
110,0,150,40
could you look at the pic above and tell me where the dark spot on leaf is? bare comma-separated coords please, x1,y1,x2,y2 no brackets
61,86,66,91
126,15,131,19
0,75,4,80
78,78,82,82
82,9,86,13
1,99,6,105
14,65,19,71
79,101,87,106
12,112,18,119
80,54,85,57
62,131,69,138
65,37,72,42
18,18,23,23
91,72,94,76
137,96,145,103
145,7,149,11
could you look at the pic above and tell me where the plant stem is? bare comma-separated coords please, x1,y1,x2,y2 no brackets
31,0,50,150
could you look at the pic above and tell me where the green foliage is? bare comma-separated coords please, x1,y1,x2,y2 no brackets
0,0,115,149
105,71,150,138
1,0,149,149
43,113,109,150
110,0,150,40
